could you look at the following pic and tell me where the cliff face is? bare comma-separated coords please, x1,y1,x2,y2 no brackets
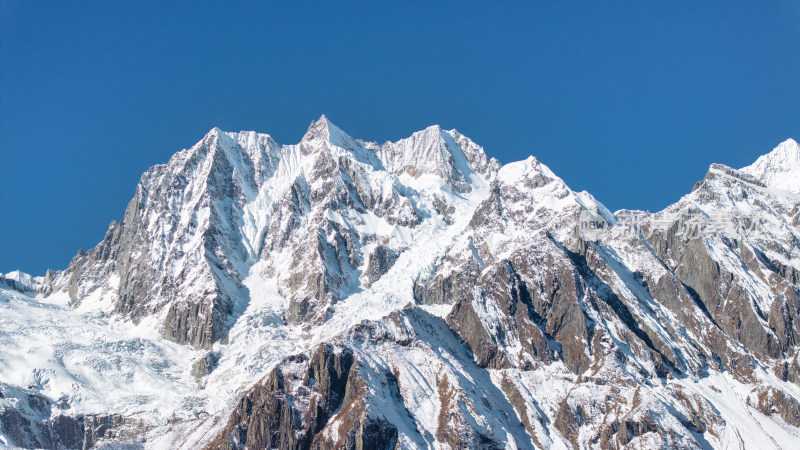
0,383,144,450
209,308,534,450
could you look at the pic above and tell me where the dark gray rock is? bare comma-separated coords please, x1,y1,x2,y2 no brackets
362,245,398,287
208,344,356,449
0,386,135,450
413,254,482,306
192,351,222,383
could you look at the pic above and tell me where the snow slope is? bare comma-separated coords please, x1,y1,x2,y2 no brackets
741,138,800,194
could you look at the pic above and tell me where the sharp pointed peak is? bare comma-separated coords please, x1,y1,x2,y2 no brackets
412,124,444,138
762,137,799,160
741,138,800,171
396,124,446,146
301,114,352,146
737,138,800,193
423,124,443,132
188,127,222,150
202,127,238,144
306,114,336,130
202,126,240,146
773,138,800,160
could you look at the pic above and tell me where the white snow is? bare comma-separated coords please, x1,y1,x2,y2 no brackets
0,288,199,421
741,138,800,194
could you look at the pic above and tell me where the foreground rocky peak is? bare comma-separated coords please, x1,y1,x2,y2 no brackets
2,126,800,449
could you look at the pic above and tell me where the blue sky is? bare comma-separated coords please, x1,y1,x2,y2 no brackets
1,1,799,275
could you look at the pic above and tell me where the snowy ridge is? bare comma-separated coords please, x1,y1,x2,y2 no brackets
1,122,799,449
0,270,43,293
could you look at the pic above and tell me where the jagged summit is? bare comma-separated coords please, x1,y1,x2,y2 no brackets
193,116,499,194
741,138,800,193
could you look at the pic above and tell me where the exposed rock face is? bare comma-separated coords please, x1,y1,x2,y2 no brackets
209,344,356,449
208,342,403,450
192,351,221,383
209,302,767,449
362,245,398,287
421,151,800,391
446,259,561,370
209,308,532,449
0,383,138,449
413,251,483,306
749,386,800,427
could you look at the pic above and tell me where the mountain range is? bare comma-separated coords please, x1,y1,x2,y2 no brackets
1,116,800,449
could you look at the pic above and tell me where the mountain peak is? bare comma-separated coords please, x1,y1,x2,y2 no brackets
740,138,800,193
301,114,354,148
422,123,443,134
756,138,800,164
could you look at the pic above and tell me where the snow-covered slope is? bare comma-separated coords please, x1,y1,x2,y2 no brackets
1,119,799,449
741,138,800,194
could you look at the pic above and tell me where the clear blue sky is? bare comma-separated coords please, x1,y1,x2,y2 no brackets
1,1,799,275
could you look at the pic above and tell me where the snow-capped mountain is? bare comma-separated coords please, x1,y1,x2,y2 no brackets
1,118,799,449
